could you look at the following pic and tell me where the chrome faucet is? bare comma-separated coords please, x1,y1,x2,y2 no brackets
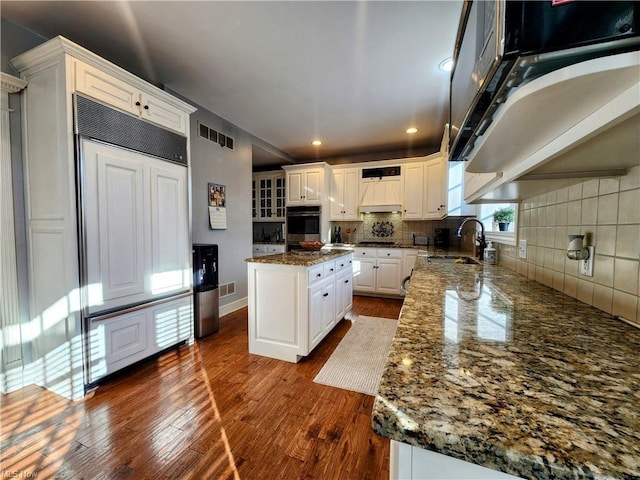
455,218,487,260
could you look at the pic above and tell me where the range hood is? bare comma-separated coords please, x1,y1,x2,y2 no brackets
359,172,402,213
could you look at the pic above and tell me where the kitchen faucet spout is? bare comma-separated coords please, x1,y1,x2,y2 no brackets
455,218,487,261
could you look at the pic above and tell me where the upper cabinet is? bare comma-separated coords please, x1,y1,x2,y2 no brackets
401,155,447,220
252,171,286,221
283,163,329,206
329,167,360,221
74,62,189,135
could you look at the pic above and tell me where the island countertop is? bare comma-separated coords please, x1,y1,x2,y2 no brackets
245,248,352,267
372,255,640,480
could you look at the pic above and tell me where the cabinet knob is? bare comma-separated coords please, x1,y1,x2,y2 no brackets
387,253,391,256
330,268,334,272
135,101,141,106
344,279,349,284
144,105,149,110
323,292,329,297
316,273,322,278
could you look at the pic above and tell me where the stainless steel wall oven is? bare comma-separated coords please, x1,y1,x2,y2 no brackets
286,206,321,250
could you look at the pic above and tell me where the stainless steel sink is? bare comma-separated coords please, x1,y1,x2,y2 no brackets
427,256,480,265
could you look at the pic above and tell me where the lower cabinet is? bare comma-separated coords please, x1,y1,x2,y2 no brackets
87,294,192,384
252,243,286,257
390,440,522,480
353,248,404,296
247,254,353,362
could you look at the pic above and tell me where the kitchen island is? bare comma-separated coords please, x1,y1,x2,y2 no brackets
246,249,353,362
373,254,640,480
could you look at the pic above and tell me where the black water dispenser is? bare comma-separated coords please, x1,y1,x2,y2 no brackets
193,244,219,337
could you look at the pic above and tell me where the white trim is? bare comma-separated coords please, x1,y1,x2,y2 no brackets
485,231,517,247
0,72,27,94
219,296,248,317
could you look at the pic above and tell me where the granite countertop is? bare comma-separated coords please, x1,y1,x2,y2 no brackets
372,256,640,480
245,249,352,267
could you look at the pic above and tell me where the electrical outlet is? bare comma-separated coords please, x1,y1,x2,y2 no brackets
518,240,527,259
580,246,595,276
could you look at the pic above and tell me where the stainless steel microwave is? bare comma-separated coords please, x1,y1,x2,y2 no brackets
449,0,640,162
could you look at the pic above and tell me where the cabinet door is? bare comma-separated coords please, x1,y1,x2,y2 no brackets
83,140,147,314
424,158,446,219
303,169,323,203
150,161,189,295
309,284,324,349
74,60,139,116
376,258,403,296
252,178,257,219
336,270,353,320
286,171,304,205
403,163,424,219
342,168,360,220
330,169,346,220
273,175,286,220
322,280,336,333
403,251,418,278
258,176,274,219
353,257,376,293
141,92,189,135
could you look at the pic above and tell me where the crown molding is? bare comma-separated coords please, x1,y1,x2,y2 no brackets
1,72,27,93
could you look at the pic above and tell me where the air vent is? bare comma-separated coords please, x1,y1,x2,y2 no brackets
362,166,401,178
198,122,234,150
219,282,236,298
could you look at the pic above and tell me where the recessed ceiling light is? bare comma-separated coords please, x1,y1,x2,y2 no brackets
406,127,418,134
438,57,454,72
311,140,322,146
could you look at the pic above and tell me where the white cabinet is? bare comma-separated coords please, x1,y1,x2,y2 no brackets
252,244,286,257
88,295,192,384
402,156,447,220
353,248,403,296
402,163,424,219
283,163,327,205
83,139,190,314
424,157,447,219
252,171,286,221
330,167,360,220
74,59,189,135
390,440,522,480
403,250,418,279
247,253,353,362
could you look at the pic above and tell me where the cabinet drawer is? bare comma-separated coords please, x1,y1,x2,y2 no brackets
308,264,325,285
335,256,352,272
74,60,139,116
377,248,403,259
323,260,337,277
266,244,285,254
354,248,375,258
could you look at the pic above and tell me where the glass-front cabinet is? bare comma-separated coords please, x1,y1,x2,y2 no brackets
252,171,285,221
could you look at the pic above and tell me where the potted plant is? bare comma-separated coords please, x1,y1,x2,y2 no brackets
493,207,514,231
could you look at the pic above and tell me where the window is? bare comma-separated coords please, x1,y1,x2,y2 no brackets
478,203,518,246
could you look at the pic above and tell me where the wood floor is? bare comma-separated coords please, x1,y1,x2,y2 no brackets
1,295,403,480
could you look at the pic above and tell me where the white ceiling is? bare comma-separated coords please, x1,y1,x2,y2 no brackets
2,1,462,167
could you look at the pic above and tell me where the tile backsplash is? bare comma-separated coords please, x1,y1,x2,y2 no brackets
331,213,474,249
496,166,640,327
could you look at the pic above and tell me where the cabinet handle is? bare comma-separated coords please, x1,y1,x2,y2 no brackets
316,273,322,278
144,105,149,110
323,293,329,297
330,268,334,272
344,279,349,284
135,101,141,106
387,253,391,256
340,263,344,267
362,252,366,255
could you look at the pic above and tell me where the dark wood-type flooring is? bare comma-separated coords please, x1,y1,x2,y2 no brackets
1,295,403,479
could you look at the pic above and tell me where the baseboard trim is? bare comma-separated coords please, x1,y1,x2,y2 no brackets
220,296,248,317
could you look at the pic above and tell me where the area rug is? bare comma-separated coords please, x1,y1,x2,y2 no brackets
313,315,398,396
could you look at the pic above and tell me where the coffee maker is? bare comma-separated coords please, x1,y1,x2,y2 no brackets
434,228,449,248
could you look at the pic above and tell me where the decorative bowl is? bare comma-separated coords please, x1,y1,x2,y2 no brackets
299,241,325,251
